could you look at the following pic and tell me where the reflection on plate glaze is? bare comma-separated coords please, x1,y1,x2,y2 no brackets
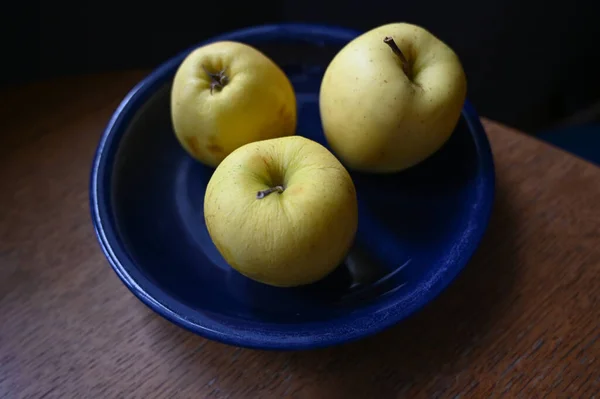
339,246,411,305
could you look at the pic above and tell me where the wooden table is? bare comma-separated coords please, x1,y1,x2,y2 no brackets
1,72,599,398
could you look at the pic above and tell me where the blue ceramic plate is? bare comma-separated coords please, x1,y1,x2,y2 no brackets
90,24,495,350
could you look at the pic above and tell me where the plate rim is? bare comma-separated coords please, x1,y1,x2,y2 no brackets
89,23,496,350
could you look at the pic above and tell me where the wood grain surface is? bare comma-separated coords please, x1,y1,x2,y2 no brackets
1,72,600,398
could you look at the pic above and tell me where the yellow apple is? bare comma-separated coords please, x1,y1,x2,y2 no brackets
171,40,297,168
319,22,467,173
204,135,358,287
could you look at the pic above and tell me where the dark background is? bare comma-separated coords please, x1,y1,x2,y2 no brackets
4,0,600,132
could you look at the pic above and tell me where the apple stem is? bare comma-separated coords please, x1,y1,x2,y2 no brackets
383,36,411,78
202,65,229,94
256,185,285,199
